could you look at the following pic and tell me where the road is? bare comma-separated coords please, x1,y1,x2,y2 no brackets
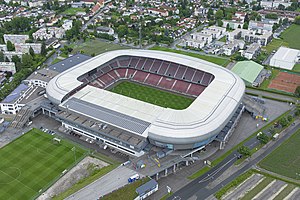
169,122,300,200
246,88,298,103
65,166,138,200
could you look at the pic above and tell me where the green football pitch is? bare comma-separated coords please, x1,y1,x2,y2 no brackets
259,129,300,180
0,129,87,200
109,81,194,110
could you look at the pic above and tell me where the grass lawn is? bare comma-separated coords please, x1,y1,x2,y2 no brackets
62,8,85,15
259,129,300,180
280,24,300,50
150,46,230,67
292,63,300,72
71,39,129,56
0,128,87,200
109,81,194,109
102,177,151,200
259,68,280,89
262,39,289,54
218,36,227,42
51,58,63,65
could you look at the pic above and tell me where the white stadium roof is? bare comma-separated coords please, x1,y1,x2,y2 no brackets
47,50,245,145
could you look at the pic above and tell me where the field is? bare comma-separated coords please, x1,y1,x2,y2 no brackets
71,39,129,56
262,39,289,54
109,81,194,109
259,129,300,180
150,46,230,67
0,129,87,200
62,8,85,15
280,24,300,50
268,72,300,93
293,63,300,72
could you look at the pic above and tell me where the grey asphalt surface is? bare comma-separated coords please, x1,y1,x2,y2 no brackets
223,174,264,200
246,88,298,103
288,188,300,200
168,122,300,200
65,166,139,200
254,180,285,200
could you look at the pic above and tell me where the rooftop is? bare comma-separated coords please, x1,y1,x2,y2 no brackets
48,53,92,73
2,83,29,103
232,61,263,84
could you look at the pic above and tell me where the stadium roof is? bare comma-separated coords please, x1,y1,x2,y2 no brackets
270,47,300,70
231,61,263,84
48,53,92,73
47,50,245,144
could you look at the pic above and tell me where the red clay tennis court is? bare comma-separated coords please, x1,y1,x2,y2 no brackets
268,72,300,93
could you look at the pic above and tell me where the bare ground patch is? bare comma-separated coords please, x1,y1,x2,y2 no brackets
37,156,108,200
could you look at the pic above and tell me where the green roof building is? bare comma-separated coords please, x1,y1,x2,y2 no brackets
231,61,264,86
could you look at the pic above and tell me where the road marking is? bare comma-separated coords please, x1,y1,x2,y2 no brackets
198,156,236,183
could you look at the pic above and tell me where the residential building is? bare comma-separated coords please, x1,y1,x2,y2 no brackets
261,0,292,9
0,62,16,74
33,27,65,40
242,43,261,60
3,51,23,61
0,83,33,115
15,43,42,54
0,45,7,52
96,26,115,35
3,34,29,44
222,20,244,30
223,40,245,56
148,8,169,17
249,20,273,32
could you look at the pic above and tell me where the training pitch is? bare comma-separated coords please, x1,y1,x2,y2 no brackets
259,129,300,180
109,81,194,110
0,129,87,200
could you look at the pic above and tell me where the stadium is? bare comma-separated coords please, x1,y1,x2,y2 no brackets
46,50,245,156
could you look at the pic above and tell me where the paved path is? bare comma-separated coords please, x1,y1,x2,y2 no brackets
65,166,138,200
246,88,298,103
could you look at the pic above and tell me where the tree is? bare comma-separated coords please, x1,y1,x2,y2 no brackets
6,40,15,51
295,16,300,25
22,53,33,68
257,132,269,144
0,51,4,62
238,24,241,29
215,10,224,20
226,23,230,31
243,23,248,29
287,115,293,122
29,46,35,57
295,86,300,97
207,8,214,20
217,19,223,27
279,117,288,127
11,55,21,63
41,42,47,56
237,145,251,158
278,4,285,10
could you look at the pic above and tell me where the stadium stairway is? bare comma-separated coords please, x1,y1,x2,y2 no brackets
10,106,33,129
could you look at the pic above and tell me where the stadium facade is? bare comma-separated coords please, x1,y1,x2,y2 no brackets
46,50,245,156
